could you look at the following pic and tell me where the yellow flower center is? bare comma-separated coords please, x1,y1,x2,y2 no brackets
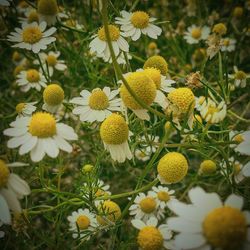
191,28,202,39
233,163,241,175
95,188,106,197
29,112,56,138
130,11,149,29
235,70,246,80
82,164,94,173
143,67,162,89
157,191,170,202
27,10,39,23
199,160,217,174
223,39,230,46
167,88,195,113
76,215,90,230
148,42,157,50
139,197,156,213
26,69,40,83
212,23,227,35
12,51,21,62
43,84,64,106
205,106,219,121
0,160,10,188
120,72,156,110
233,134,244,143
37,0,58,16
14,65,24,76
203,206,247,249
137,226,163,250
97,200,121,225
100,114,129,145
98,25,120,41
88,89,109,110
144,55,168,76
22,26,43,44
16,103,26,114
65,19,76,27
46,55,57,66
157,152,188,183
233,7,243,18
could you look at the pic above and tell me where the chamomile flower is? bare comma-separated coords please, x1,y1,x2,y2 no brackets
129,192,159,221
115,10,162,41
7,21,56,53
144,55,168,76
3,112,78,162
0,160,30,225
120,71,157,120
37,0,59,26
139,134,159,153
89,24,129,64
220,37,236,52
131,217,173,250
137,68,175,109
198,97,227,124
18,9,39,24
135,147,151,161
157,152,188,184
67,208,97,239
42,84,64,113
34,51,67,76
230,130,250,155
228,66,250,88
15,102,37,117
70,87,121,122
184,25,210,44
16,69,47,92
100,113,132,163
167,187,250,250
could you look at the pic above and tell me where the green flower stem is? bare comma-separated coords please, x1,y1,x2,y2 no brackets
36,54,49,83
101,0,165,118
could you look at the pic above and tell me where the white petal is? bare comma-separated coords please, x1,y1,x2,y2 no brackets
167,217,202,233
56,123,78,140
42,138,59,158
54,135,72,152
224,194,243,210
19,136,37,155
30,139,45,162
3,127,28,137
0,188,21,213
7,174,31,196
0,194,11,224
174,233,206,249
146,217,158,227
131,219,145,230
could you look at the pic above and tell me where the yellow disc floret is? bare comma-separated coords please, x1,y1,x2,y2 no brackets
199,160,217,175
97,200,121,225
157,191,170,202
148,42,157,50
26,69,40,83
0,160,10,188
203,206,247,249
212,23,227,35
235,70,246,80
139,197,156,213
37,0,58,16
16,103,26,114
12,51,21,62
88,88,109,110
137,226,163,250
22,27,42,44
157,152,188,183
120,72,156,110
130,11,149,29
76,215,90,230
167,87,195,114
27,10,39,23
191,28,202,39
233,7,243,18
46,55,57,66
100,114,129,145
98,25,120,41
233,163,241,175
144,56,168,75
233,134,244,143
29,112,56,138
143,67,162,89
43,84,64,106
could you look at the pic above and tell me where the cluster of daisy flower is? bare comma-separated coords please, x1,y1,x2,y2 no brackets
0,0,250,249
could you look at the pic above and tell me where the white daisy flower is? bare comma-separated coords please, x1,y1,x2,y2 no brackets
0,160,30,225
230,130,250,155
37,0,59,26
16,69,47,92
135,147,151,161
63,19,84,31
7,22,56,54
18,8,39,25
131,217,173,250
184,25,210,44
136,68,176,109
15,102,37,117
67,208,97,239
148,186,176,216
228,66,250,88
100,113,132,163
3,112,78,162
139,134,159,153
70,87,121,123
0,0,12,6
115,10,162,41
129,192,160,222
89,24,129,64
34,51,67,77
198,97,227,124
17,1,30,14
220,37,236,52
167,187,250,250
